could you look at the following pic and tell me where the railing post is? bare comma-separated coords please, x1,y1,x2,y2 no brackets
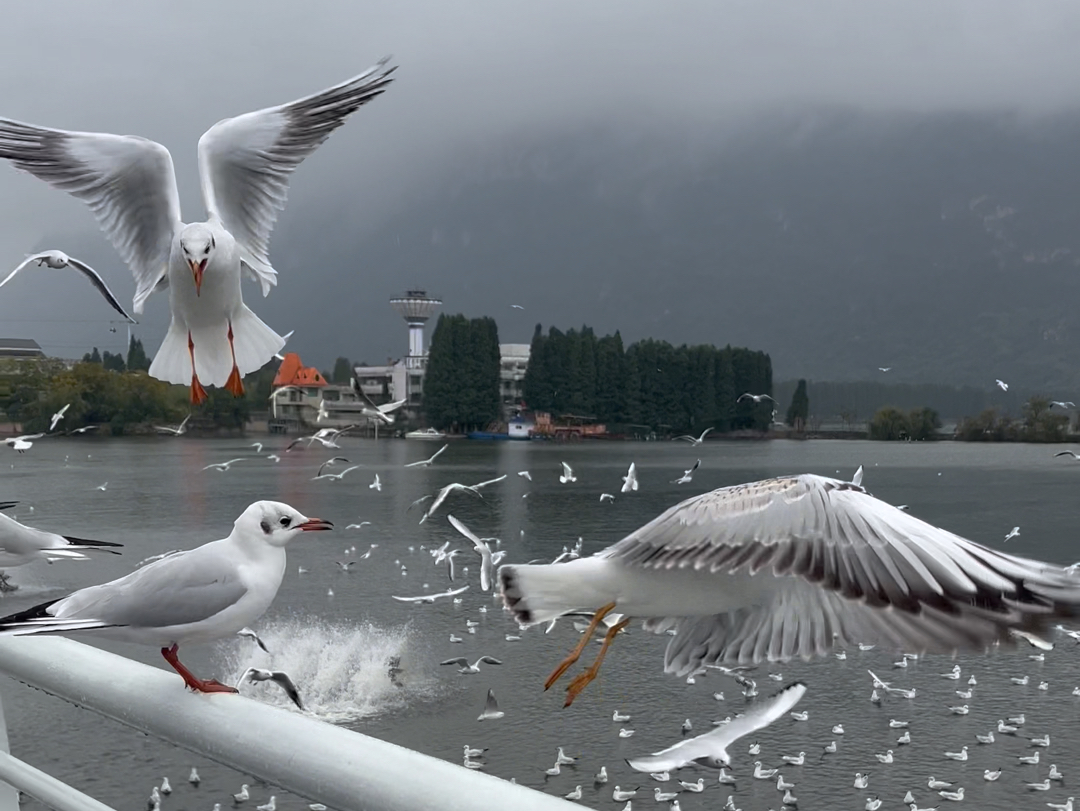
0,688,20,811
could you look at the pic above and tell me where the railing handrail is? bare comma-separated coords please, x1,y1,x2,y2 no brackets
0,637,585,811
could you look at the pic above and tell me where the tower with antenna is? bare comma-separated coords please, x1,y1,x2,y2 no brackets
390,289,442,369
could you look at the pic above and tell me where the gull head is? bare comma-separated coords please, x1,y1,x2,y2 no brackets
235,500,333,548
38,250,70,269
180,224,216,296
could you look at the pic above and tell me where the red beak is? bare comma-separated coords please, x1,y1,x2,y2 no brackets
297,517,333,532
188,258,207,296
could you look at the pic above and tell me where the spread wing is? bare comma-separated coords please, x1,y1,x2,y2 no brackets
626,682,807,772
601,474,1080,669
0,120,182,312
197,59,396,294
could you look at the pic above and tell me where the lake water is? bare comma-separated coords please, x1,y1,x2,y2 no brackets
2,436,1079,811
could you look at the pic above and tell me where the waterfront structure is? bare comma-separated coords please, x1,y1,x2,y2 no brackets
0,338,45,360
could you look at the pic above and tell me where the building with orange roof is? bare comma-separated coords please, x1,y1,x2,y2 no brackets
271,353,328,388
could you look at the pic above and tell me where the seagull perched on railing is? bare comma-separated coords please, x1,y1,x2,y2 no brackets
0,61,396,404
0,250,137,323
0,501,331,694
500,472,1080,706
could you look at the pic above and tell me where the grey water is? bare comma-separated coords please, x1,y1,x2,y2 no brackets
2,437,1079,811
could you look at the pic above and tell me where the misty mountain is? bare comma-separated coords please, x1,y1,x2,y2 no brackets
39,107,1080,396
273,107,1080,392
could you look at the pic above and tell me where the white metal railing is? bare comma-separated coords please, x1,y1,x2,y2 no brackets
0,637,584,811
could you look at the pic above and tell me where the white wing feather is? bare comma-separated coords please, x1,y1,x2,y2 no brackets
0,121,182,312
197,59,396,294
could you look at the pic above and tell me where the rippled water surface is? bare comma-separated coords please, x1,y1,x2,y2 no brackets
2,437,1079,810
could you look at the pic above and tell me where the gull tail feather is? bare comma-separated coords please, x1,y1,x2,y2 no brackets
498,558,612,625
228,303,285,378
61,536,123,555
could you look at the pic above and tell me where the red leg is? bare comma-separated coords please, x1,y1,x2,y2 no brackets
187,332,208,405
563,616,631,707
224,321,244,398
161,644,237,694
544,601,617,690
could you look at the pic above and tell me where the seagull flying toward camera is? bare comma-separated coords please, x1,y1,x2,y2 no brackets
0,61,395,405
0,251,137,323
672,460,701,485
404,443,448,468
737,393,776,404
878,367,892,372
673,428,713,446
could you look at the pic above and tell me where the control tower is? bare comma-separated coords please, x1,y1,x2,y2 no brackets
390,289,442,369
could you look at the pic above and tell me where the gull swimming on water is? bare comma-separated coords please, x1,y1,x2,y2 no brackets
0,502,331,693
499,472,1080,706
0,61,396,403
626,682,806,771
0,250,136,323
672,428,714,446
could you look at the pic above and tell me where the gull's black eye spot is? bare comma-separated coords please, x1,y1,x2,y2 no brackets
210,236,216,249
280,516,291,527
260,520,271,534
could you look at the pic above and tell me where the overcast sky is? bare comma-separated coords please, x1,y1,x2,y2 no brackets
1,1,1079,368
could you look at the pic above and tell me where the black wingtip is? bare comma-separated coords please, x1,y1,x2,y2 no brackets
0,597,62,628
0,501,17,511
62,535,124,551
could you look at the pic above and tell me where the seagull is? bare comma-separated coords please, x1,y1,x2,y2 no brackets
233,785,249,804
621,463,639,493
944,746,968,761
673,428,714,446
855,773,870,789
613,710,631,722
600,493,615,503
983,769,1001,781
559,462,577,483
477,689,504,721
48,403,71,433
315,457,350,477
928,777,951,790
0,61,396,403
448,515,494,592
234,627,271,655
0,251,136,323
404,444,448,468
188,768,200,786
0,502,331,692
202,458,247,472
68,425,99,435
736,393,776,404
996,379,1009,391
672,460,701,485
612,787,637,802
0,511,122,591
518,471,532,481
350,376,407,425
1053,451,1080,461
1004,526,1020,542
976,731,995,744
1051,401,1076,409
311,465,361,482
419,483,482,524
1046,798,1074,811
391,585,469,604
4,434,44,453
499,473,1080,705
256,798,276,811
369,474,382,492
155,415,191,436
878,367,891,372
239,667,303,710
440,656,503,674
625,682,806,771
1027,780,1051,791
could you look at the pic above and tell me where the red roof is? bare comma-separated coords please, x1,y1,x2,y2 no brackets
272,353,327,388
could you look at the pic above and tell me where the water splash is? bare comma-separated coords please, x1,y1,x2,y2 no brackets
216,616,443,724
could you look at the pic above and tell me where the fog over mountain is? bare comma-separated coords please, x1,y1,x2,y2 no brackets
2,2,1080,392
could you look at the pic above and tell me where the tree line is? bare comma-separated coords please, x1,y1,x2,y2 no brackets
523,324,774,433
423,314,502,431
